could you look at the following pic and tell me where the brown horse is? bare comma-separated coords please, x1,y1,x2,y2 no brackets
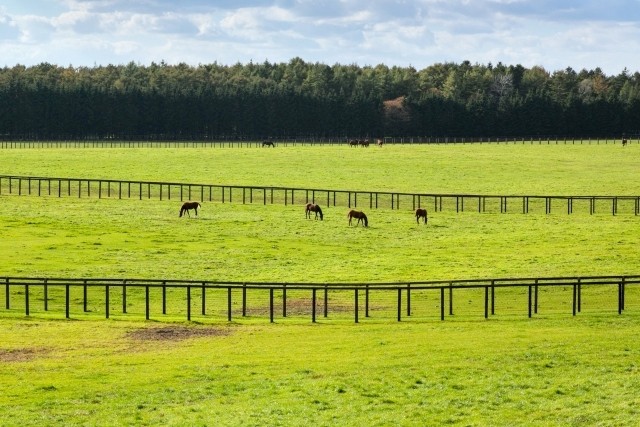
347,209,368,227
349,139,358,147
305,203,323,220
179,201,201,217
262,141,275,147
415,208,428,224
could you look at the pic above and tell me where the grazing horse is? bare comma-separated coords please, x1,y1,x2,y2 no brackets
179,201,201,217
347,209,368,227
349,139,358,147
376,139,383,147
622,138,628,147
415,208,428,224
262,141,275,147
305,203,324,220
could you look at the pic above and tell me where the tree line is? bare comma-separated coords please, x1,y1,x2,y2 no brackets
0,58,639,140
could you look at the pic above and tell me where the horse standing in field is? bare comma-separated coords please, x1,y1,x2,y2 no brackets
305,203,324,220
349,139,358,147
347,210,368,227
262,141,275,147
179,202,201,217
415,208,428,224
376,139,383,147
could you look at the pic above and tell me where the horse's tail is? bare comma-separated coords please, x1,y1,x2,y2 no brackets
198,202,202,208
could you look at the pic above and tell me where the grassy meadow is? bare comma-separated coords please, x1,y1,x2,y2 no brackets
2,143,640,426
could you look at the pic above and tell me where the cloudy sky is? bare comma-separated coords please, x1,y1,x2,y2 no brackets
1,0,639,75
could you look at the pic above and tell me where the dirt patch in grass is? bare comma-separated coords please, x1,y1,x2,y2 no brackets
126,326,231,342
0,347,49,362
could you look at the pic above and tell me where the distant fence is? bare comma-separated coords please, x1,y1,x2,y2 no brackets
0,136,633,148
1,275,638,323
2,174,639,215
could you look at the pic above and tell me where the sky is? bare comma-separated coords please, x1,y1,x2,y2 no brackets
1,0,639,75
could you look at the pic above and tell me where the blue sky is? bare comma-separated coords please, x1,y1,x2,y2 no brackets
1,0,639,74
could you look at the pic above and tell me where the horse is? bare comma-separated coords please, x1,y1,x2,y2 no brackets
622,138,628,147
179,201,201,217
349,139,358,147
415,208,428,224
347,209,368,227
305,203,323,220
262,141,275,147
376,139,383,147
358,139,369,147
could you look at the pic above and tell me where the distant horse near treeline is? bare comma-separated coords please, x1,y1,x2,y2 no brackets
347,210,368,227
305,203,323,220
179,202,201,217
415,208,428,224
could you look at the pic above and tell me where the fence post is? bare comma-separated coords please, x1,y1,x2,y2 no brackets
440,288,445,320
83,280,88,312
484,286,489,319
105,285,110,319
5,278,8,309
365,284,369,317
201,282,206,315
242,283,247,317
145,286,150,320
270,288,274,323
618,282,623,314
25,283,29,316
162,281,167,315
44,279,48,311
491,280,495,315
572,284,577,316
282,284,287,317
407,284,411,317
312,288,317,323
227,287,232,321
449,283,454,315
65,284,70,319
187,286,192,321
354,289,359,323
528,285,532,318
577,278,582,313
397,288,402,322
324,286,328,318
122,280,127,314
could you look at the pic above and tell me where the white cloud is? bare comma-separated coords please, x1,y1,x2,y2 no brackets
0,0,638,74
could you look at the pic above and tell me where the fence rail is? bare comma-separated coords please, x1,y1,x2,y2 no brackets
2,174,639,215
2,275,639,323
0,136,633,148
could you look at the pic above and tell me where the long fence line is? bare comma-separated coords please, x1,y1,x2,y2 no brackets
2,174,639,216
1,275,638,323
0,136,633,148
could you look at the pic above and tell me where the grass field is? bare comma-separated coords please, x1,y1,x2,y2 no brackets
2,143,640,426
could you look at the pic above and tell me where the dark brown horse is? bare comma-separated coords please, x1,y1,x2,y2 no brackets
262,141,275,147
415,208,428,224
347,209,368,227
305,203,323,220
179,201,201,217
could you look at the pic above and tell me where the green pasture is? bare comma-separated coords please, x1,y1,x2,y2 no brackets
2,143,639,194
2,143,640,426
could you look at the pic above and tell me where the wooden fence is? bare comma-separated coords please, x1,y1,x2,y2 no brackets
1,275,638,323
2,174,639,215
0,136,633,148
